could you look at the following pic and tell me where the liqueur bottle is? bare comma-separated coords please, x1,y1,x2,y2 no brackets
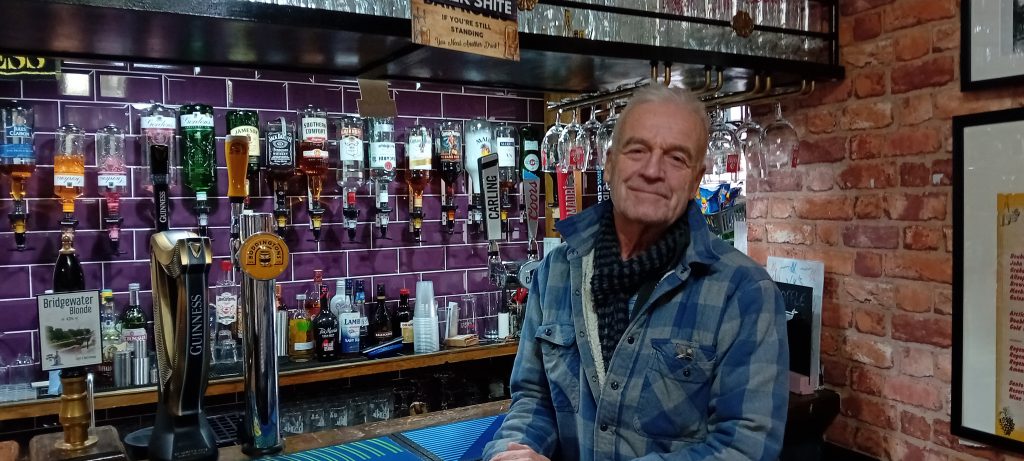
265,117,295,236
435,120,463,235
368,117,397,237
371,284,393,345
0,102,35,250
54,124,86,216
96,125,128,253
298,106,329,240
464,118,493,233
313,293,340,362
288,293,314,362
406,121,432,241
226,110,260,197
179,103,216,236
493,122,519,238
335,116,365,241
393,288,413,346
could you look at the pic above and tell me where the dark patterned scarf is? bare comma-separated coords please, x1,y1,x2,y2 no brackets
590,206,690,368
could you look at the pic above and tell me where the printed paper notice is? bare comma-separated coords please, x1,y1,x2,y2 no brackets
411,0,520,61
997,193,1024,440
37,290,102,371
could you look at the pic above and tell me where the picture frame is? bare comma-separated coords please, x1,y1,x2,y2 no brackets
953,106,1024,453
961,0,1024,91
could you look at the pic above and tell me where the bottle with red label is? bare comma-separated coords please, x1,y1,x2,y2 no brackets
298,105,329,241
334,116,365,242
367,117,396,238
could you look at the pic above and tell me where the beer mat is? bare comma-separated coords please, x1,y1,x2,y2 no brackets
390,414,506,461
270,436,419,461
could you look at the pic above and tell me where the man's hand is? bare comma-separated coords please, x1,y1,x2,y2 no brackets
490,442,551,461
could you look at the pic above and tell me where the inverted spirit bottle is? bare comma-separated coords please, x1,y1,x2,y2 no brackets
1,102,35,250
406,121,432,241
368,117,396,238
96,125,127,254
179,103,216,236
435,120,463,235
464,118,492,233
298,106,329,241
226,110,260,198
493,122,519,238
335,116,365,241
54,124,86,219
140,103,177,190
265,117,295,236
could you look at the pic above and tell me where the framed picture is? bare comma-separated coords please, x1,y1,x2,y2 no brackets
953,106,1024,453
961,0,1024,90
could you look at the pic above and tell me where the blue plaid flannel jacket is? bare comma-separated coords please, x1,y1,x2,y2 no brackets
484,200,789,461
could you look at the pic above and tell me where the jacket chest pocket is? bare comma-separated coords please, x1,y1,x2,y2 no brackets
536,323,581,413
634,339,716,442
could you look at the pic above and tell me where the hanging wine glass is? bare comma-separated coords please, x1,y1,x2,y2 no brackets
706,108,739,183
596,101,620,162
735,105,765,179
581,105,602,172
558,108,586,173
762,101,799,171
541,110,565,174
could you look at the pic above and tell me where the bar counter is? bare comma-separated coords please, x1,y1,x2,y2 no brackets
216,400,511,461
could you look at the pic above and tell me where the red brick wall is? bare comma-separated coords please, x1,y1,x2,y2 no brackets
746,0,1024,459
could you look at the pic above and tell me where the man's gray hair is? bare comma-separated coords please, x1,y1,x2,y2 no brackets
610,85,710,160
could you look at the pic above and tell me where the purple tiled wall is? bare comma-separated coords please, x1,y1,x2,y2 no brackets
0,59,545,372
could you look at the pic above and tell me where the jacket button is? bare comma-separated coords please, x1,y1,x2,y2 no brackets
626,336,635,344
600,424,608,432
610,381,619,390
574,289,581,296
683,368,691,378
545,328,552,336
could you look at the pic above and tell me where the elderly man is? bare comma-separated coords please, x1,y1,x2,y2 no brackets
484,85,789,461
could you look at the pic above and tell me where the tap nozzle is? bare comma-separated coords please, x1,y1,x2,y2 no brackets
104,216,124,254
274,213,288,237
194,193,211,237
9,200,28,251
487,240,503,287
310,207,325,242
343,205,358,241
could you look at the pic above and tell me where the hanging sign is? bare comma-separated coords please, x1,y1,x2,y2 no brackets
411,0,520,61
37,290,103,371
0,55,59,80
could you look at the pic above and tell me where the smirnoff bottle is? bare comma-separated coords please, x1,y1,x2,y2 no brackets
464,118,492,233
179,103,216,236
435,120,463,235
406,121,432,241
367,117,396,237
96,125,127,253
139,103,177,190
493,122,519,237
335,116,365,241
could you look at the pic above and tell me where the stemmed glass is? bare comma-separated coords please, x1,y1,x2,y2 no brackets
762,102,799,171
581,105,602,173
735,106,765,180
558,109,587,215
706,108,739,183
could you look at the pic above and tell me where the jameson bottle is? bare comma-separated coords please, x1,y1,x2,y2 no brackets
371,284,393,345
139,103,177,189
226,110,260,196
288,293,314,362
120,283,148,350
313,293,340,362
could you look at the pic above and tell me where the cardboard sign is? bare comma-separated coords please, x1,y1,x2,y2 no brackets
767,256,824,395
0,55,59,80
411,0,520,61
37,290,103,371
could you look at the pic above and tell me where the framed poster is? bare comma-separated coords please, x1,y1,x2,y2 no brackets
953,106,1024,453
766,256,824,395
962,0,1024,90
36,290,102,371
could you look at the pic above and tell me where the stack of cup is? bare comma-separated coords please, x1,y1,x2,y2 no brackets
413,281,439,354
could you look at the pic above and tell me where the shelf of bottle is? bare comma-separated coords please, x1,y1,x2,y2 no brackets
0,341,518,422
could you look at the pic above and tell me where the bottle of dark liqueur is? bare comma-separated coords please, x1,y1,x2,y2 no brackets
312,295,339,362
393,288,412,347
53,228,85,292
372,284,393,345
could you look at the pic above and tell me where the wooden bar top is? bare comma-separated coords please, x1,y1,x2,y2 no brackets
217,400,512,461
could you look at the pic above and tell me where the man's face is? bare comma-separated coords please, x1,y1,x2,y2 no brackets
605,101,706,228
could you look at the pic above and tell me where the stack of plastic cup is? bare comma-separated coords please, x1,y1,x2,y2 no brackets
413,281,439,354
